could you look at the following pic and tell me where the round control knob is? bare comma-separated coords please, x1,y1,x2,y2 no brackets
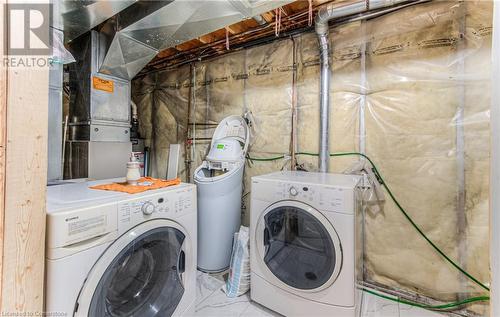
142,202,155,215
289,187,299,196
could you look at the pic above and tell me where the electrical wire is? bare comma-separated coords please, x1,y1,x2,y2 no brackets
245,151,490,294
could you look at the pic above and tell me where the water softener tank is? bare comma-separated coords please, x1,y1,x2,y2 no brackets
194,116,250,272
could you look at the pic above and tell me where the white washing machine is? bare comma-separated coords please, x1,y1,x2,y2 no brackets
45,179,197,317
250,171,362,317
194,115,250,272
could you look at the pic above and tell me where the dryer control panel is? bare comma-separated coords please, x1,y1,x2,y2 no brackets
117,184,195,234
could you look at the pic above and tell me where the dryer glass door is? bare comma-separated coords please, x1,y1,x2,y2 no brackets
88,227,186,317
263,206,336,290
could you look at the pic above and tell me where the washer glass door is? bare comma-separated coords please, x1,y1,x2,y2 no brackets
88,227,186,317
263,205,337,290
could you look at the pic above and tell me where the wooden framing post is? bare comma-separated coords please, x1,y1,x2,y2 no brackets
0,0,6,305
0,0,49,313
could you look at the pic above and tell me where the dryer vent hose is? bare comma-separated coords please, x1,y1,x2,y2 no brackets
245,151,490,310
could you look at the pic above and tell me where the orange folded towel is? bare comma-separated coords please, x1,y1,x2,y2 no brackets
90,177,181,194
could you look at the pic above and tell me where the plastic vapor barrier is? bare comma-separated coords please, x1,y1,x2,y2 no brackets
132,1,492,315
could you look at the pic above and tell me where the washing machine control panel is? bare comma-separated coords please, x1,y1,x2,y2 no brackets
263,181,354,213
275,182,317,202
117,185,195,233
141,202,156,215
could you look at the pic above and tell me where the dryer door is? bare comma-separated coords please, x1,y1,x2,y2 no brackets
75,219,188,317
255,200,342,293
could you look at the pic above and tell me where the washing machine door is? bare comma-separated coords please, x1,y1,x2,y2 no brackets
74,219,188,317
255,200,342,293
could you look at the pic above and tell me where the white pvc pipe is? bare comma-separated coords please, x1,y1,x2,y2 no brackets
131,100,138,120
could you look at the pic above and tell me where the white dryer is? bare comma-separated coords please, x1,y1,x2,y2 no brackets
250,171,361,317
45,179,197,317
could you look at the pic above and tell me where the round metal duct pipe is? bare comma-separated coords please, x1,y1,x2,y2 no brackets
315,0,413,173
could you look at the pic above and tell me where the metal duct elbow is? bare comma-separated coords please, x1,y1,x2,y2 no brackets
315,4,342,173
98,0,293,80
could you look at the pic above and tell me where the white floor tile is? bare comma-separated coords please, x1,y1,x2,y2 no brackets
194,272,445,317
398,303,444,317
360,292,400,317
196,271,226,306
360,290,445,317
195,289,251,317
240,301,281,317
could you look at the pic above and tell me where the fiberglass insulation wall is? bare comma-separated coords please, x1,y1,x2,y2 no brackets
132,1,492,315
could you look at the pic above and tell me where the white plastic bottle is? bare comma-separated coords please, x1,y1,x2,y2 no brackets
126,154,141,185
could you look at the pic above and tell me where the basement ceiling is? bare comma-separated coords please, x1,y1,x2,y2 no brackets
138,0,336,76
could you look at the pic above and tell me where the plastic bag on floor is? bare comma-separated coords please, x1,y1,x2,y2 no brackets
224,226,250,297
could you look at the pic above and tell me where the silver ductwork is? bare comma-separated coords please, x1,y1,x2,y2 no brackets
253,15,268,26
98,0,292,80
52,0,292,80
51,0,137,43
47,27,75,184
62,1,292,179
315,0,412,173
65,31,133,180
47,55,64,183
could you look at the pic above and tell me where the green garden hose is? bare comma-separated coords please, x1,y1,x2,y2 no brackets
361,287,489,310
297,151,489,292
246,155,286,162
245,151,490,308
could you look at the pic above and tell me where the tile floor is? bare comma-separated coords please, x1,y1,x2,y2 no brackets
194,272,444,317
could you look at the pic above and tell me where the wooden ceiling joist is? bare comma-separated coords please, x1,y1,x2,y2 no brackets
139,0,340,76
175,38,204,51
261,11,275,23
198,29,227,44
157,47,179,59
